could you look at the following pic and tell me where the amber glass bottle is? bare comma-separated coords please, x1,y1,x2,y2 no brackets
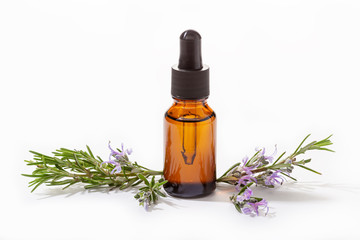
163,30,216,198
164,98,216,197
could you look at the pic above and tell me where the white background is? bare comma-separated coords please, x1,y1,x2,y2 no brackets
1,0,360,239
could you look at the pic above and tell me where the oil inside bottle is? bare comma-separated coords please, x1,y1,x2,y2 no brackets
163,99,216,198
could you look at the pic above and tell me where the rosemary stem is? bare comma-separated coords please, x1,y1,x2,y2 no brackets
70,170,163,178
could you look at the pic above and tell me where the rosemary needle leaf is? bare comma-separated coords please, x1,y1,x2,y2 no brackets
137,173,150,186
294,164,322,175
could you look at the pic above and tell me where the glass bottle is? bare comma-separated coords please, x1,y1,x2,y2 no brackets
163,30,216,198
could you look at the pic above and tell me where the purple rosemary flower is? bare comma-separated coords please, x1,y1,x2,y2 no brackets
126,148,133,155
243,199,269,216
108,142,132,160
256,145,277,163
108,142,123,160
236,175,257,190
236,188,253,202
142,192,151,211
101,159,122,174
101,159,117,166
111,163,122,174
144,199,149,211
237,156,260,175
242,207,253,215
234,187,269,216
102,142,133,174
265,170,284,186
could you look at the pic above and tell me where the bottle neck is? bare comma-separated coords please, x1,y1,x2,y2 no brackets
172,97,207,106
167,97,214,121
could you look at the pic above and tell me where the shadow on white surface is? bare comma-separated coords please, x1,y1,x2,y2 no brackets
281,181,360,192
146,197,184,211
33,180,359,211
175,180,360,204
263,181,360,202
35,184,185,210
35,185,88,199
35,184,138,199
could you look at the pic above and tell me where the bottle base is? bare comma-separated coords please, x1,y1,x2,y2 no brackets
163,181,216,198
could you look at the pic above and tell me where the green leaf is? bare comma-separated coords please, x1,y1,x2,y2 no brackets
119,178,137,190
48,179,73,186
31,178,49,192
280,172,297,181
122,168,128,180
151,192,157,203
62,182,76,190
294,163,322,175
137,174,150,186
246,150,261,166
150,176,155,187
273,151,286,165
96,156,104,162
296,158,311,165
86,145,95,158
293,134,311,155
314,134,333,146
132,179,143,187
55,164,65,171
234,203,242,213
73,154,85,171
304,159,311,163
22,174,44,178
268,163,292,169
84,185,100,189
238,182,253,195
155,189,166,197
317,147,335,152
154,180,168,188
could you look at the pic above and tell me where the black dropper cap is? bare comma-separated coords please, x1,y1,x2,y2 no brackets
171,30,210,100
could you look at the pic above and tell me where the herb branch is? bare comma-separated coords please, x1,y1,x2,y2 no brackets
22,143,165,208
23,134,333,215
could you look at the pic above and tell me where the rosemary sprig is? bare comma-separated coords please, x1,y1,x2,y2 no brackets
217,134,334,215
134,174,167,210
22,145,166,208
217,134,334,184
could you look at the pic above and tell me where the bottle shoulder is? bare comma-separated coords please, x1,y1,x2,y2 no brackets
165,101,216,122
